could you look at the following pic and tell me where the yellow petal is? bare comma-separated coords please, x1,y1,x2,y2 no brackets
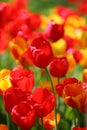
51,38,66,57
0,69,11,92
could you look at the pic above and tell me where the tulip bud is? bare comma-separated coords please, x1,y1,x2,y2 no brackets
45,21,64,42
49,57,69,77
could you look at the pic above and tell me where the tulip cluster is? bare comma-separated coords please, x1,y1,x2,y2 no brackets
0,0,87,130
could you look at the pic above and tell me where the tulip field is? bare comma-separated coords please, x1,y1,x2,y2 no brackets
0,0,87,130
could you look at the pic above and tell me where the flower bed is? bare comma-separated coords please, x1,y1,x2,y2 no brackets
0,0,87,130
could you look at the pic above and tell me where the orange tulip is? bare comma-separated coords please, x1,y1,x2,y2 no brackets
56,78,87,110
0,124,8,130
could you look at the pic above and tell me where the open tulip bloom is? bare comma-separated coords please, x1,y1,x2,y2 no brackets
0,0,87,130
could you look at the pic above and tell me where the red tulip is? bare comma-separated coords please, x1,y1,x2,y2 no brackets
78,0,87,14
10,67,34,93
45,21,64,42
56,6,78,19
64,36,78,50
32,87,56,117
72,126,87,130
3,87,25,113
13,0,28,9
0,29,9,53
7,9,41,38
26,13,41,30
28,35,53,68
73,49,83,63
0,2,8,28
49,57,69,77
11,101,36,130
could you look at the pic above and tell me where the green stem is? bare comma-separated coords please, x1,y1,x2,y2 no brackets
74,108,80,126
41,118,45,130
45,67,55,93
54,108,58,130
45,67,57,130
18,127,20,130
6,113,11,130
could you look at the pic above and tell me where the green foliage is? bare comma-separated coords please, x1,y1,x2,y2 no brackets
29,0,75,14
65,107,75,121
67,64,84,81
0,49,16,70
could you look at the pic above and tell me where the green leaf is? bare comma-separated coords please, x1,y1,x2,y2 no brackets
65,107,75,121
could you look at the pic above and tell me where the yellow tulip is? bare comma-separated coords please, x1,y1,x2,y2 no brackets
0,69,11,94
51,38,66,57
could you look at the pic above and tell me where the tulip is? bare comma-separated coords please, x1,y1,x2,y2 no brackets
78,0,87,15
56,5,78,19
9,37,27,60
39,110,60,130
0,2,8,28
45,20,64,42
56,78,87,109
10,67,34,93
0,30,9,53
0,69,11,94
3,87,25,113
51,38,66,57
66,54,76,73
79,83,87,113
11,101,36,130
32,87,56,117
49,57,69,77
72,126,87,130
28,35,53,68
0,124,8,130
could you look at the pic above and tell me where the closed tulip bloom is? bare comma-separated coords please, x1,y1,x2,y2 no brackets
56,78,87,109
49,57,69,77
73,49,83,63
32,87,56,117
45,21,64,42
28,35,53,68
10,67,34,93
11,101,36,130
3,87,25,113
